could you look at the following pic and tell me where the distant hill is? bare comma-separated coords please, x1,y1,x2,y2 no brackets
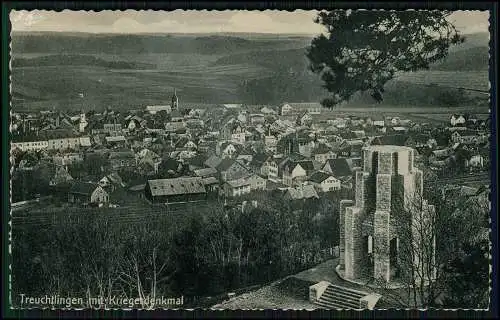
11,32,310,56
12,54,154,69
213,48,308,70
430,46,489,71
10,31,490,111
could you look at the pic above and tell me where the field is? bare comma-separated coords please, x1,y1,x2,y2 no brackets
10,32,490,112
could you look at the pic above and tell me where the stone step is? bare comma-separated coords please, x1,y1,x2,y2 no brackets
315,300,360,310
320,292,361,308
327,284,368,298
324,287,365,300
318,295,360,309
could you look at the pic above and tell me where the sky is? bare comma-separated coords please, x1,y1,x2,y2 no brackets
10,10,490,35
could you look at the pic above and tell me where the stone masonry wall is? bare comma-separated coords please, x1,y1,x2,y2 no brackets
341,145,435,285
374,210,391,282
344,206,364,280
339,199,354,269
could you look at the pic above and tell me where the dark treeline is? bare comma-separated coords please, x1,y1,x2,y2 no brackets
11,194,340,308
12,55,155,69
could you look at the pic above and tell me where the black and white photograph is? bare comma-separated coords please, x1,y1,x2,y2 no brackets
6,7,493,312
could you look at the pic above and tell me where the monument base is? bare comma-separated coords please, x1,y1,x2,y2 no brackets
335,265,407,289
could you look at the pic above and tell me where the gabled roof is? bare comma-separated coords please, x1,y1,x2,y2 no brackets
371,134,409,146
69,181,100,195
203,176,219,185
312,143,332,155
323,158,353,177
286,185,319,200
194,167,218,177
249,152,269,167
105,135,127,143
216,158,246,172
205,155,223,169
226,176,251,188
147,177,206,197
186,153,209,168
109,150,135,159
407,133,432,144
309,171,335,184
137,148,160,159
159,157,181,171
284,159,315,173
285,102,322,110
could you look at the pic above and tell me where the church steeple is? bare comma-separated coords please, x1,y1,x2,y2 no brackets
171,88,179,111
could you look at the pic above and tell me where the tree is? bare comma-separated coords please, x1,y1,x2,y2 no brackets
307,10,465,108
375,183,490,309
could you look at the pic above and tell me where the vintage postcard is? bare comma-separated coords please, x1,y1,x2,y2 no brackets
6,6,493,315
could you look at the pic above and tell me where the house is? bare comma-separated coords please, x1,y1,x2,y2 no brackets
47,137,81,151
102,123,123,134
451,130,483,144
136,148,162,173
466,155,485,168
282,159,315,187
367,115,386,128
223,104,243,111
405,134,437,149
308,171,341,193
248,152,269,174
216,141,242,159
105,135,127,147
109,150,136,170
158,157,184,176
389,117,401,126
127,116,144,131
283,184,319,202
202,176,219,193
68,182,109,204
280,102,322,116
79,136,92,148
146,105,171,115
204,155,223,169
223,176,252,198
450,114,466,126
52,153,84,166
371,134,409,146
261,155,281,181
193,167,218,178
49,165,74,186
249,113,265,125
222,120,246,144
11,138,49,152
264,135,278,153
248,173,267,191
312,143,337,164
216,158,251,182
145,177,207,204
429,148,453,168
98,172,125,190
296,111,313,127
391,126,408,133
280,103,294,116
261,106,277,115
165,121,187,133
322,158,353,181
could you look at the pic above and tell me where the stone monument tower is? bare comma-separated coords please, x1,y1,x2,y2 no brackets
338,145,436,285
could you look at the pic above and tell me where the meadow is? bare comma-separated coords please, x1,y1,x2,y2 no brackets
10,32,490,112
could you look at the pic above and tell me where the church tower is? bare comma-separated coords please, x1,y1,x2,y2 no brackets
171,88,179,111
79,109,88,133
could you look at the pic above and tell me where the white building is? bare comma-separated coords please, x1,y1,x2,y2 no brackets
11,140,49,152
